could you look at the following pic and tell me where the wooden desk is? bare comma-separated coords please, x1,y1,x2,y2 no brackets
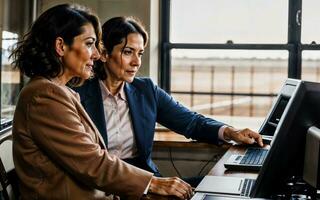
145,125,268,199
154,130,230,149
141,136,232,200
141,131,229,200
142,143,270,199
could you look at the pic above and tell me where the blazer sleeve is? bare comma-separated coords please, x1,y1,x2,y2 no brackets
27,84,152,198
149,80,226,144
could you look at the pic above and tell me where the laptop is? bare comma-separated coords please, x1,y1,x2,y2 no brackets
191,192,270,200
224,79,299,171
191,193,251,200
192,176,256,199
224,147,269,171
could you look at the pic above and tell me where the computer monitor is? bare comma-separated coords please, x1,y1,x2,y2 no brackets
251,79,320,198
258,79,299,137
303,126,320,189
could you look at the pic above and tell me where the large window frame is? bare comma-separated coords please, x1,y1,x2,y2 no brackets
160,0,320,94
0,0,36,132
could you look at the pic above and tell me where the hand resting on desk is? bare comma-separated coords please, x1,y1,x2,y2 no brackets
223,127,263,147
148,176,193,199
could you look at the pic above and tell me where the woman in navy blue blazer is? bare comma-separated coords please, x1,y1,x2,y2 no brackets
74,16,263,189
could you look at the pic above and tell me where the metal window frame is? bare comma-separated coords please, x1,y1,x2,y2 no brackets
0,0,36,125
160,0,320,93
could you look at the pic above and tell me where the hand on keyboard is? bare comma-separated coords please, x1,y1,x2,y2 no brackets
223,127,264,147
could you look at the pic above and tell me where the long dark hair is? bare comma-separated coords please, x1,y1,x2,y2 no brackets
10,4,101,85
94,16,148,80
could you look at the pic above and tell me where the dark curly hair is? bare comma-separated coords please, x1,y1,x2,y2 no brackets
10,4,102,85
94,16,148,80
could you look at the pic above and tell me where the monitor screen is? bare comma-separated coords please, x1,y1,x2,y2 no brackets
251,79,320,198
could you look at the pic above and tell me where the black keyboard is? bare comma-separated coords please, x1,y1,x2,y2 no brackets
240,148,268,165
224,147,268,171
240,179,255,197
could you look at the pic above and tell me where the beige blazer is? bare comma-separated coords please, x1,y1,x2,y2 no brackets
12,77,152,200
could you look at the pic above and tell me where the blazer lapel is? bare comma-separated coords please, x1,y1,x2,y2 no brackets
76,102,107,148
125,83,147,158
73,93,107,149
76,79,108,148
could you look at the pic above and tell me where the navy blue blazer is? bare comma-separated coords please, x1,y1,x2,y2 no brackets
73,77,225,174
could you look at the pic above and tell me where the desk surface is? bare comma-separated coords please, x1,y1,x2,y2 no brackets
150,115,265,199
154,115,264,148
154,130,231,149
142,144,267,199
155,115,264,137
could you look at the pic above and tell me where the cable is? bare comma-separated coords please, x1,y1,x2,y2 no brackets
169,147,182,178
197,154,221,176
169,147,222,177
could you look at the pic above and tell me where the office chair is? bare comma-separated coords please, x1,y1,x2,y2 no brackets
0,157,10,200
0,133,19,200
0,155,19,200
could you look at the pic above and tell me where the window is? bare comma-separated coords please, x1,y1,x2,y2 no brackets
301,0,320,44
0,0,34,132
161,0,298,118
170,0,288,44
300,0,320,83
171,49,287,117
1,31,20,121
302,51,320,82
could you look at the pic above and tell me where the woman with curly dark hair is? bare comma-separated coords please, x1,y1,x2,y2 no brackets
10,4,191,200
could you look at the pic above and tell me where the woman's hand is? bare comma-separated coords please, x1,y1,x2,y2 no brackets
148,176,193,199
223,126,263,147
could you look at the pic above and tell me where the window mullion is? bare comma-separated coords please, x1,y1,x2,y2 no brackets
288,0,302,79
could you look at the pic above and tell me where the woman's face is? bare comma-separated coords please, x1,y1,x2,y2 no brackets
61,23,100,81
104,33,144,83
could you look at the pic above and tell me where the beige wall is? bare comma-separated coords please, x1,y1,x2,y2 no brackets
39,0,159,83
